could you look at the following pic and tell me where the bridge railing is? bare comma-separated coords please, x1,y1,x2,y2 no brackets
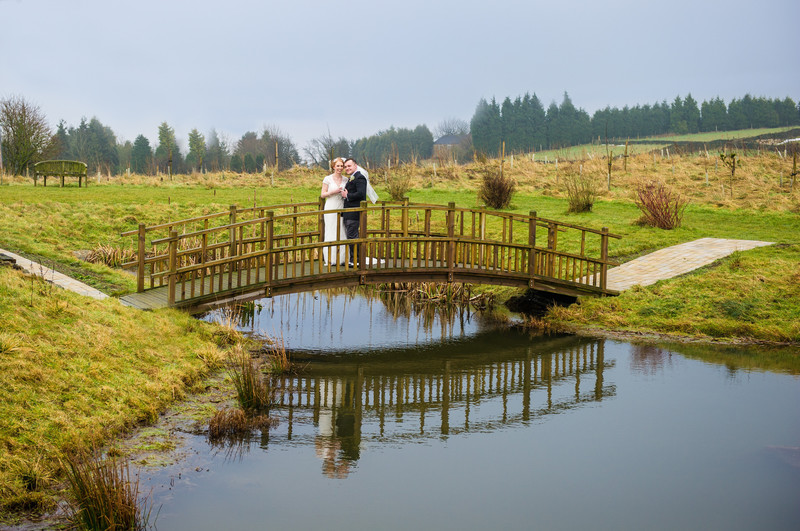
122,200,620,305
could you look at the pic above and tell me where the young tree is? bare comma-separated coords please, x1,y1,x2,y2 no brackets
155,122,181,175
131,135,153,174
187,128,206,172
0,95,53,175
205,129,229,171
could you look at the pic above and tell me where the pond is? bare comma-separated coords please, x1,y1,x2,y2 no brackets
142,289,800,530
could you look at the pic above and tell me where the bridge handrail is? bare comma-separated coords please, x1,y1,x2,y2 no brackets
122,200,621,300
120,201,320,237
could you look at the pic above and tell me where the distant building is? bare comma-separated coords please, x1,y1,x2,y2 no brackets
433,134,470,161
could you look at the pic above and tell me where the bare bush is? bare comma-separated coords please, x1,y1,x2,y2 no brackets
634,180,688,229
478,166,515,209
564,173,598,213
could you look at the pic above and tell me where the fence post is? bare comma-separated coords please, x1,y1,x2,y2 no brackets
447,202,456,280
136,223,146,292
527,211,537,288
167,230,178,306
600,227,609,292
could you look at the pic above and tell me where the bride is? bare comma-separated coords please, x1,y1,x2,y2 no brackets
320,157,347,265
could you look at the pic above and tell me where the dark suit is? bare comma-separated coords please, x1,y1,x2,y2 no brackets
342,171,367,263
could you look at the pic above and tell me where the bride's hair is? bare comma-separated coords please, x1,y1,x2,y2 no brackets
330,157,345,171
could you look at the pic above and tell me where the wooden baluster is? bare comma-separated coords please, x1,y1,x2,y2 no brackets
265,211,274,295
600,227,609,292
137,223,146,292
167,230,177,305
447,202,455,281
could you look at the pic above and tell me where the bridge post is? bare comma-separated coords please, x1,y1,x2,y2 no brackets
167,230,178,306
228,205,237,260
137,224,146,292
318,197,325,245
447,202,456,281
527,211,537,288
358,201,368,272
401,197,409,237
265,211,274,294
600,227,609,292
547,222,557,277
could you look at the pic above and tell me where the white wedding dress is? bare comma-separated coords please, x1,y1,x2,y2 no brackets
322,173,347,265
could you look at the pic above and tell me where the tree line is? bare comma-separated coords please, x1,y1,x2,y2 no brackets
2,91,798,177
470,92,800,155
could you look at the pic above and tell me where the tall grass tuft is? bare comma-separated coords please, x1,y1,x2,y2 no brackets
86,244,137,268
208,408,274,440
478,165,515,209
564,173,598,213
226,344,274,411
60,447,154,531
263,335,291,374
634,180,688,229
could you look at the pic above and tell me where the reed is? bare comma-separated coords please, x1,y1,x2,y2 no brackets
207,408,273,440
263,335,291,374
60,446,154,531
85,244,137,268
225,344,274,411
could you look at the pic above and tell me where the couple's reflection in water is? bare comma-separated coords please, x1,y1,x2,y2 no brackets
314,380,360,478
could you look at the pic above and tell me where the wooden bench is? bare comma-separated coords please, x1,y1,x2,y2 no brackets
33,160,88,187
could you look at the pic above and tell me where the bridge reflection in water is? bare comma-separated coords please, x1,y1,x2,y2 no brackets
264,335,614,478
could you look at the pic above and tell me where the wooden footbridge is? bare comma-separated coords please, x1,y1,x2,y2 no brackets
119,200,621,312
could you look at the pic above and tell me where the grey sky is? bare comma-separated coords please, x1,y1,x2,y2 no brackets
2,0,798,157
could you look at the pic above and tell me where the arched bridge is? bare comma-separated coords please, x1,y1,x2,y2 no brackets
119,200,621,312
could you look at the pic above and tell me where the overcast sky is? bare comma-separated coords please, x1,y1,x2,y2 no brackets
3,0,798,158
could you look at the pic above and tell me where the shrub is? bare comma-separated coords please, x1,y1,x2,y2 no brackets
634,180,688,229
478,166,515,209
564,173,598,213
383,169,413,201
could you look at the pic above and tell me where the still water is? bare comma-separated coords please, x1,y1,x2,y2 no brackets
145,290,800,530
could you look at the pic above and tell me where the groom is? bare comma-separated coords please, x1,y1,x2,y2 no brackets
341,158,367,267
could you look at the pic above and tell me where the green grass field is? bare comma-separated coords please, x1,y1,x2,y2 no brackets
1,142,799,521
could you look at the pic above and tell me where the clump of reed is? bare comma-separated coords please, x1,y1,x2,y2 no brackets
86,244,137,268
478,165,515,209
262,335,292,374
563,173,599,213
60,446,154,531
208,408,274,440
225,344,274,411
211,306,245,347
634,180,688,229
